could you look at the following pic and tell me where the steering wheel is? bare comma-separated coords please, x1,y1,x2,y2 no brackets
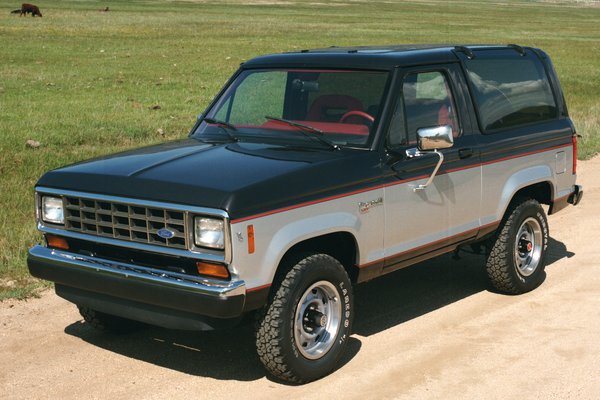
340,110,374,124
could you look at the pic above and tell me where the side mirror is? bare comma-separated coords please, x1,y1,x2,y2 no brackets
417,125,454,151
405,125,453,192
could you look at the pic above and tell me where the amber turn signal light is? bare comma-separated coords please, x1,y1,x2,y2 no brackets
196,261,230,279
46,235,69,250
247,224,255,254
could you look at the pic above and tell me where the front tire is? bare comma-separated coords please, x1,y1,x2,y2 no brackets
486,198,549,294
255,254,353,383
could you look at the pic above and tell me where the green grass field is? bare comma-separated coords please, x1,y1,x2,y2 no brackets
1,0,599,299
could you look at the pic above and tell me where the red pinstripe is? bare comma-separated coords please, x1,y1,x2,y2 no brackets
230,143,572,224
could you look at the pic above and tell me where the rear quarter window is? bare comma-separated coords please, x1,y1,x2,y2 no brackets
464,50,558,132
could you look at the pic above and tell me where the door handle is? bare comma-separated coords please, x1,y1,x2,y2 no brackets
459,148,473,159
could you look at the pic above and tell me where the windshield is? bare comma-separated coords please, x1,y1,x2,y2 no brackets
193,69,390,148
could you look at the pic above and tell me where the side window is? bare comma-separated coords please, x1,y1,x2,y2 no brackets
388,71,459,147
464,53,557,132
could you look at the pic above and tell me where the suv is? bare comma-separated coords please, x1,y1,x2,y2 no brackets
28,44,583,383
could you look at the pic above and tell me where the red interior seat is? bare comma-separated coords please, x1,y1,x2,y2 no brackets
438,104,459,138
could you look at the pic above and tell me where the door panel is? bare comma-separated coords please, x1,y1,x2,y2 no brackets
383,65,482,270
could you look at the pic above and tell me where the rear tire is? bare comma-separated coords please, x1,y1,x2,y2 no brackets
78,306,143,334
486,198,549,294
255,254,353,383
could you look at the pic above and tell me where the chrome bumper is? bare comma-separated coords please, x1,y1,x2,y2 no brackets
28,245,246,320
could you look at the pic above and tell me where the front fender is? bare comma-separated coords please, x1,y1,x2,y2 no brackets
263,212,360,282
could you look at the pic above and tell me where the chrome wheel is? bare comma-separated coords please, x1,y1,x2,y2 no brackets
293,280,342,360
514,217,543,277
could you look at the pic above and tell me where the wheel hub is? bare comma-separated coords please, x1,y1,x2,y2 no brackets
304,307,328,329
518,238,533,255
293,281,342,360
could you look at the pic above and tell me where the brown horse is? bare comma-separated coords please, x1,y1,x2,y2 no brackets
20,3,42,17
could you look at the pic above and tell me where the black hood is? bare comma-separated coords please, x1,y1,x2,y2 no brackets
38,138,382,220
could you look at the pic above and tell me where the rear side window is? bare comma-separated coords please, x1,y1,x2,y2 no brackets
464,51,557,132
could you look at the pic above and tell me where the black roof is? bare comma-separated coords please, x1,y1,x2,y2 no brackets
242,44,524,70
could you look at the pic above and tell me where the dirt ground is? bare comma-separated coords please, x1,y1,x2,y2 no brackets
1,156,599,400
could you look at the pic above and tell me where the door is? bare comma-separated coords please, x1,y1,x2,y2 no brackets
383,65,482,270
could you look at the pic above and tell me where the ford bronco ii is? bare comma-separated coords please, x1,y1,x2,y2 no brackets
29,44,583,382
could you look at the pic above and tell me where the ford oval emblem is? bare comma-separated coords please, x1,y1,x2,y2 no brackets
157,227,175,239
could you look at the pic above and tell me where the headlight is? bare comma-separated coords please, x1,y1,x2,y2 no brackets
41,196,64,224
194,217,224,249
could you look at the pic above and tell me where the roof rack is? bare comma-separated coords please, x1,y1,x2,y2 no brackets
454,46,474,60
507,44,526,56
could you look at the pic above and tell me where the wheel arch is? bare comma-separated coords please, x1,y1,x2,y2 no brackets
511,181,553,207
274,231,360,285
497,165,554,222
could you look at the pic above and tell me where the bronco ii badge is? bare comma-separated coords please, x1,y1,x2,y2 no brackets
358,197,383,214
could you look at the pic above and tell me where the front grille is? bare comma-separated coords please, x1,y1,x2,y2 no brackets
63,196,188,249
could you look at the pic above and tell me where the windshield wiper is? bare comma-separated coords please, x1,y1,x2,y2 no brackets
265,116,340,150
203,117,239,142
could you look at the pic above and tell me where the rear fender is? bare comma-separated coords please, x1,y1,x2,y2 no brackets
497,165,553,220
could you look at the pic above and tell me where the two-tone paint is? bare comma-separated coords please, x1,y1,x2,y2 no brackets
28,44,580,328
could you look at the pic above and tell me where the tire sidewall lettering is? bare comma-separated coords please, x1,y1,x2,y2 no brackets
536,210,549,251
339,280,351,340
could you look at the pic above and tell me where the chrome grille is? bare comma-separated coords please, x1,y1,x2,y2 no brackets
63,196,187,249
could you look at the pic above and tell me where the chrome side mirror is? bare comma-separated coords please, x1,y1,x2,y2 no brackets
418,125,454,151
405,125,453,191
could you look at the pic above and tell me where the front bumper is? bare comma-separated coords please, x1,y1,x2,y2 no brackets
28,245,246,328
